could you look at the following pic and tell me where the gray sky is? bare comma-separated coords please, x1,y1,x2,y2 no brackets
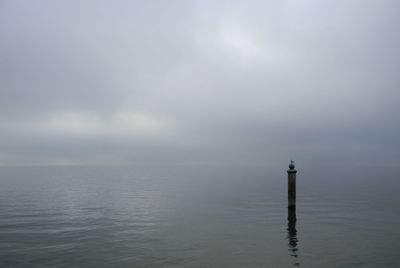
0,0,399,167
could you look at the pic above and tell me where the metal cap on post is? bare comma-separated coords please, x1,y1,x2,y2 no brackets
287,160,297,209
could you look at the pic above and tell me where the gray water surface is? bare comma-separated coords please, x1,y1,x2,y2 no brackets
0,166,399,267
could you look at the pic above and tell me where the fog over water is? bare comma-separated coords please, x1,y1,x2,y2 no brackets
1,2,400,267
1,0,399,168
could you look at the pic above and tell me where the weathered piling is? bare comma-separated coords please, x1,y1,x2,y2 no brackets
287,160,297,209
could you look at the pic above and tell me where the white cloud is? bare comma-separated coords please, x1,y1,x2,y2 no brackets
0,111,171,139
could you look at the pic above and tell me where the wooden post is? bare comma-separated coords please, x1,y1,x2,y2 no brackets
287,160,297,209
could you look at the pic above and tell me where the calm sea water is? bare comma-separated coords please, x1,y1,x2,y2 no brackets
0,166,399,267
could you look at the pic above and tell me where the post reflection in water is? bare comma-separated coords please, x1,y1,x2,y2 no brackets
287,207,300,267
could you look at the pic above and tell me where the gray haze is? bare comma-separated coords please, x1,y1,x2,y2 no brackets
0,0,399,167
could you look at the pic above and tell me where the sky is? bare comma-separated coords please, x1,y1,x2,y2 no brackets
0,0,399,168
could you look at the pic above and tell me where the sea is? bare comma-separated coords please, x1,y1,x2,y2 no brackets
0,165,399,267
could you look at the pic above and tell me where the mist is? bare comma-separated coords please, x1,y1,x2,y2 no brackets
1,0,399,168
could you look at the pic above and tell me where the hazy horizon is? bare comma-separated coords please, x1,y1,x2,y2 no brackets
1,0,399,168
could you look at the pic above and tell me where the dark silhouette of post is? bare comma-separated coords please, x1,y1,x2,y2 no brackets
287,160,297,209
286,161,299,266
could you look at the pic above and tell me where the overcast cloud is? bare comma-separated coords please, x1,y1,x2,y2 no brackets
0,0,399,167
